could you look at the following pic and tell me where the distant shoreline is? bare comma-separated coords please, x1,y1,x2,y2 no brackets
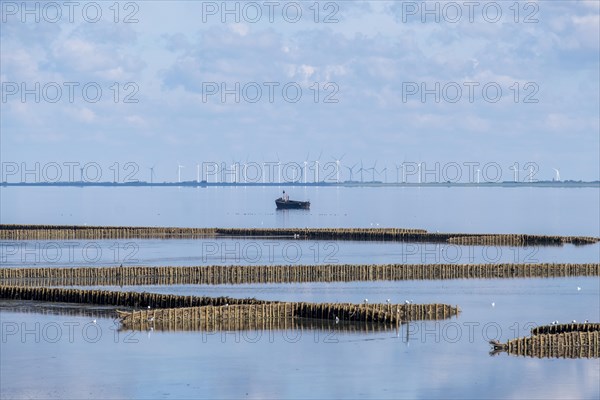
2,181,599,188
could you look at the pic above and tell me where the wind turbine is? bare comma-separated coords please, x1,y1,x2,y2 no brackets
313,151,323,183
552,168,560,182
303,152,310,184
528,165,534,183
359,160,365,183
235,159,241,183
395,164,402,183
276,154,281,184
332,153,346,183
379,165,388,183
345,163,358,182
396,161,408,183
243,156,249,183
148,165,156,184
231,159,239,183
368,161,377,182
510,163,519,182
177,163,184,183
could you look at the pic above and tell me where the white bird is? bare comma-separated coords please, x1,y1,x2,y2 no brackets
386,299,391,304
405,300,410,304
148,305,151,309
577,287,581,291
335,316,339,324
491,302,495,307
364,299,368,304
584,320,589,323
92,319,97,324
572,320,577,323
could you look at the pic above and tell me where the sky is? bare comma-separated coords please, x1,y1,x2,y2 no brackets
1,0,599,183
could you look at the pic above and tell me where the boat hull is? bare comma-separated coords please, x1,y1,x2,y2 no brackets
275,198,310,210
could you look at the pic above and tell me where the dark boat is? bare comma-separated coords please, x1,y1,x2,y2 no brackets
275,197,310,210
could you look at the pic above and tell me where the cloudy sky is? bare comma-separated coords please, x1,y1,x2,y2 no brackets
1,0,598,182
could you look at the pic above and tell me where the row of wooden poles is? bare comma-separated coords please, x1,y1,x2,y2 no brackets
1,263,598,286
0,225,214,240
0,285,264,308
531,323,600,335
0,304,401,334
447,235,597,246
498,324,600,358
0,285,458,329
118,302,458,331
1,225,598,245
215,228,598,245
0,225,423,240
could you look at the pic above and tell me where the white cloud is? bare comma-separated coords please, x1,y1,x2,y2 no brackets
572,14,600,48
1,48,42,81
53,38,101,69
299,64,316,79
544,112,597,133
580,0,600,11
126,115,147,127
1,1,598,179
103,67,126,81
76,107,97,123
230,23,250,36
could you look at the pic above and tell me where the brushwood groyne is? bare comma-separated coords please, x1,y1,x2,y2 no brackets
492,323,600,358
117,301,458,328
0,285,267,309
1,225,597,245
491,323,600,358
0,285,459,327
1,263,598,287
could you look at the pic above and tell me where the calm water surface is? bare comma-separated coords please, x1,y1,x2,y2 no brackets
1,239,599,268
1,186,598,399
2,186,599,235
